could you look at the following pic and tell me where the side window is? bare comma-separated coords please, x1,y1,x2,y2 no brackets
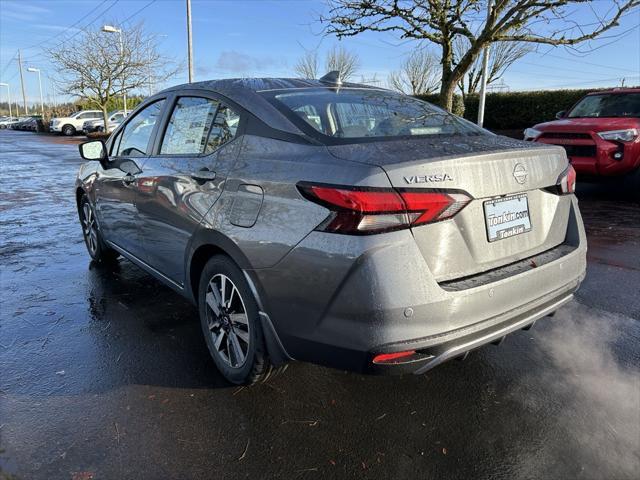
160,97,218,155
205,103,240,154
116,100,165,157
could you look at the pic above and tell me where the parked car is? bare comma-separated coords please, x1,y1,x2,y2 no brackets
11,116,38,131
50,110,102,136
24,118,38,131
0,116,19,128
524,88,640,186
82,110,127,134
75,75,587,385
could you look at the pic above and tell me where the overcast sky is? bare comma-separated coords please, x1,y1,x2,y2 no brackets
1,0,639,105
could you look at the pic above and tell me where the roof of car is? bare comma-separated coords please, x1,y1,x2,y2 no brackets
160,77,384,135
588,87,640,94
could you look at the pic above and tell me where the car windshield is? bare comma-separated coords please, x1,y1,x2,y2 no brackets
262,88,484,142
568,93,640,118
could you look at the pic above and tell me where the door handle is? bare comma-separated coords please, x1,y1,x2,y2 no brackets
190,168,216,182
122,173,136,185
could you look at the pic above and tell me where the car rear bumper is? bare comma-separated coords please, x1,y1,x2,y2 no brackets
369,283,578,375
255,196,587,374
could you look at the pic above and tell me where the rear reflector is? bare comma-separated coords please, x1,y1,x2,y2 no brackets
372,350,416,364
298,182,472,235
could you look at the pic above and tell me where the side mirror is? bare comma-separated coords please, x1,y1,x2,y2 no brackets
555,110,566,119
78,140,107,162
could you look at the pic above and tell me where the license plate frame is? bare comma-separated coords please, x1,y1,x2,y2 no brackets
483,193,532,242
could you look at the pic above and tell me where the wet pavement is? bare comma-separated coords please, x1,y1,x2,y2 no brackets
0,130,638,480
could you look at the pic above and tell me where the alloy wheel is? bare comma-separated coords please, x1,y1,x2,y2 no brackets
82,202,98,256
205,274,251,368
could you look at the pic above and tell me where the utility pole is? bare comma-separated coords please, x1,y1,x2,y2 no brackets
477,0,493,127
17,50,28,115
186,0,194,83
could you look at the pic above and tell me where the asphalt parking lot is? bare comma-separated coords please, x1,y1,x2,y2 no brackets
0,130,638,480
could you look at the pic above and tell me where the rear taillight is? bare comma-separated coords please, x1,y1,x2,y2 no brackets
297,182,472,235
545,165,576,195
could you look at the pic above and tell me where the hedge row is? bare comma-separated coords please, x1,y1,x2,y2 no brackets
417,89,601,130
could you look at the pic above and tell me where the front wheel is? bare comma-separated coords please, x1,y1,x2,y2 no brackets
62,124,76,136
198,256,272,385
79,195,118,263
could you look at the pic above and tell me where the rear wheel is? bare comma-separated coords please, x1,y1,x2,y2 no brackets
79,195,118,263
198,255,271,385
62,124,76,136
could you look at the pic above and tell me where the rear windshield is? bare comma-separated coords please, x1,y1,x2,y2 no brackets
568,93,640,118
261,88,485,143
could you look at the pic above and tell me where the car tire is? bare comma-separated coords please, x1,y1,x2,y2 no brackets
79,195,118,263
62,124,76,136
198,255,273,385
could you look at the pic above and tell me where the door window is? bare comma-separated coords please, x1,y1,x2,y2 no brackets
205,104,240,154
160,97,219,155
116,100,165,157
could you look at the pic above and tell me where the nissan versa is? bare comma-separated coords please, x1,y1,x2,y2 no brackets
75,74,587,384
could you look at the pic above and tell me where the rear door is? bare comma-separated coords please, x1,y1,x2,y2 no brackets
136,92,243,285
94,99,166,258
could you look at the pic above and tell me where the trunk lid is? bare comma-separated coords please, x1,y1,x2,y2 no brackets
328,135,571,281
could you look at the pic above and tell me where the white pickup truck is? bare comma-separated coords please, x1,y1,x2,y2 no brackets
50,110,102,136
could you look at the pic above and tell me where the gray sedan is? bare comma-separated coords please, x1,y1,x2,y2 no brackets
75,74,587,384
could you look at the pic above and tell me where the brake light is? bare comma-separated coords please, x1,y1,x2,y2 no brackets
297,182,472,234
545,165,576,195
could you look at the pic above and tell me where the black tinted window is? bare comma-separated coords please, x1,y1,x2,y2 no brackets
116,100,165,157
161,97,219,155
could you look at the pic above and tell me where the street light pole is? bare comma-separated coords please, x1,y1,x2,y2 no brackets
477,0,493,127
0,83,12,117
102,25,127,115
27,68,44,116
186,0,194,83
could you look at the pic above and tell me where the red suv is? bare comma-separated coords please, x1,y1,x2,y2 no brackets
524,88,639,187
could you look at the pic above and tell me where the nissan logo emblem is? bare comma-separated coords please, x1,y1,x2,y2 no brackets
513,163,528,184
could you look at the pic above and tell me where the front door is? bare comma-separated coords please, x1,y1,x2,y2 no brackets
94,99,165,258
136,95,242,285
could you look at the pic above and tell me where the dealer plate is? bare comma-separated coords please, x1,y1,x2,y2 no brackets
483,193,532,242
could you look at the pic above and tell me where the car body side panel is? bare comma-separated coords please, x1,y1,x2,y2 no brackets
198,135,392,270
137,137,243,284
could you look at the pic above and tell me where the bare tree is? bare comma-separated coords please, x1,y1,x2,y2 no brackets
47,23,178,130
387,49,439,95
325,45,360,80
294,49,319,79
455,37,530,98
322,0,639,111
